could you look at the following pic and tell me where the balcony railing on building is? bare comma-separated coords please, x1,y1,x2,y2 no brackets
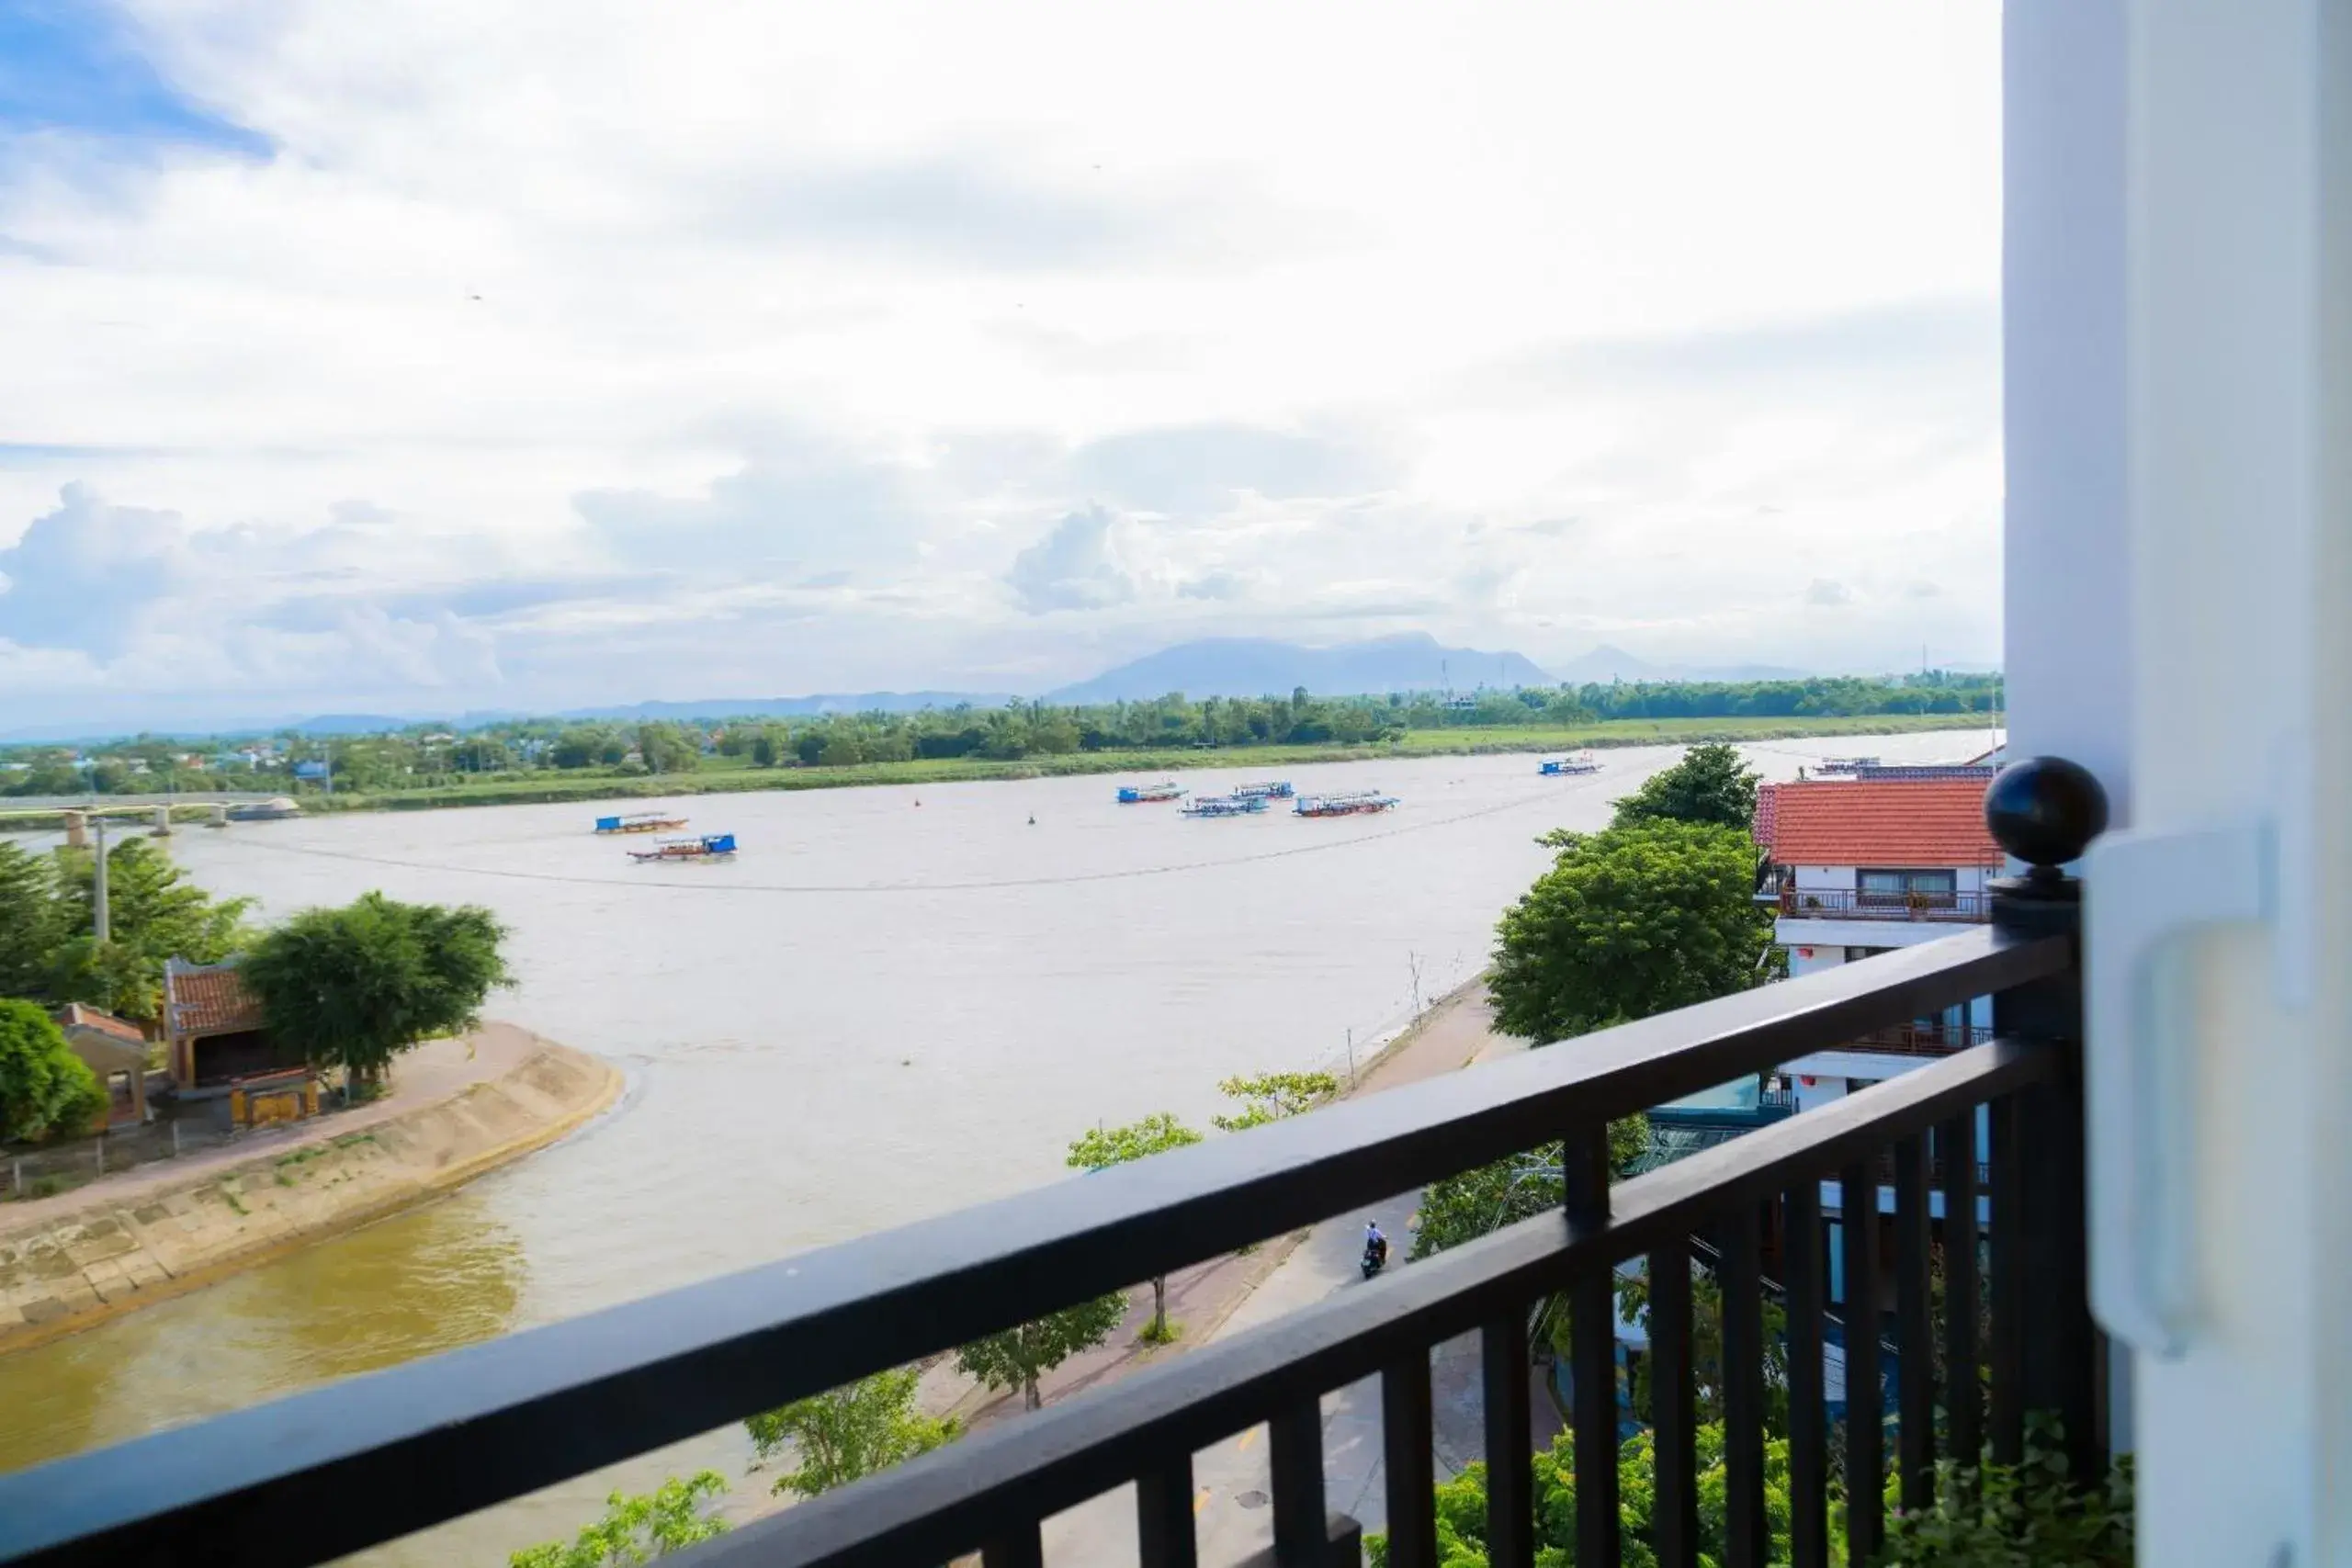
1776,886,1995,924
0,762,2107,1568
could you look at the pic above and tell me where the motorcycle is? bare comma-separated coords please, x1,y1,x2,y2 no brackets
1361,1240,1388,1280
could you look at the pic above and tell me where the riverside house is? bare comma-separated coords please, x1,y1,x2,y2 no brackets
50,1004,150,1131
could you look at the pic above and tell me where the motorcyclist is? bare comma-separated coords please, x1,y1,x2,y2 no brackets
1363,1221,1389,1269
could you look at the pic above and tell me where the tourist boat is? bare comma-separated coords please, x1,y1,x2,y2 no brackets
594,811,689,835
224,797,301,822
628,833,738,863
1815,756,1881,775
1294,791,1400,818
1116,782,1187,804
1181,795,1270,818
1538,753,1600,776
1232,781,1295,800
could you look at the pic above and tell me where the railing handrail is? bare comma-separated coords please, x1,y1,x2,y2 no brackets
0,928,2070,1568
681,1040,2059,1568
1775,886,1996,922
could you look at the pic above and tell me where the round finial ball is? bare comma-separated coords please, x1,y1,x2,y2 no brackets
1984,755,2109,868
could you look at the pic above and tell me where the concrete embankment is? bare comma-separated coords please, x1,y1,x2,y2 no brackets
0,1026,623,1354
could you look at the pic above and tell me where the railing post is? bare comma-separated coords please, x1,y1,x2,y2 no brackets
1564,1122,1619,1568
1984,757,2104,1483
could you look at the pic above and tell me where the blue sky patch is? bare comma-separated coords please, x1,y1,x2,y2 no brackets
0,1,269,157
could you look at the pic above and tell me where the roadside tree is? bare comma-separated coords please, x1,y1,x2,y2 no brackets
49,839,249,1021
0,998,107,1144
956,1292,1129,1411
1068,1113,1203,1341
508,1472,729,1567
1210,1071,1338,1132
242,893,512,1085
1489,820,1770,1043
1608,741,1761,830
745,1366,957,1498
0,842,60,998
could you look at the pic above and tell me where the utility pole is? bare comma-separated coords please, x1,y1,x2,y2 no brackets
92,812,109,944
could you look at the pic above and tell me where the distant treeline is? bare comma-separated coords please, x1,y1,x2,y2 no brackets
1,672,2001,792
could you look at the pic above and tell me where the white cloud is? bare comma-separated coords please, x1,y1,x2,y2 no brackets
0,1,2007,724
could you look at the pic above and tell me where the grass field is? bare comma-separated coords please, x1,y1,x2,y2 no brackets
278,712,1991,816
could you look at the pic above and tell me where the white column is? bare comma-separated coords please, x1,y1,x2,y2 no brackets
2002,0,2132,820
2109,3,2350,1566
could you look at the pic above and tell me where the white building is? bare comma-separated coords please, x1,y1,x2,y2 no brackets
1758,776,2003,1111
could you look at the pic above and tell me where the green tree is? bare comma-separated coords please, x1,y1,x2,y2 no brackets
0,842,61,998
956,1292,1129,1411
744,1367,958,1498
49,840,250,1022
1069,1114,1204,1341
1211,1071,1339,1133
508,1472,729,1567
0,998,107,1144
749,733,779,768
242,893,513,1083
1490,821,1770,1043
635,724,700,775
1610,742,1761,830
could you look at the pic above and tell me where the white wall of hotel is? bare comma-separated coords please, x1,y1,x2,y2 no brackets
2006,1,2351,1562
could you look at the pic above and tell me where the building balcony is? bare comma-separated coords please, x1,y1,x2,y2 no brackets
0,805,2105,1568
1772,887,1995,924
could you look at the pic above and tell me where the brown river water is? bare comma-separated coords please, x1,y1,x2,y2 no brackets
0,731,1990,1562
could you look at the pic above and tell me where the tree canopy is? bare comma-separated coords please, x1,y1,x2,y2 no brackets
744,1367,957,1499
956,1292,1129,1411
1069,1114,1203,1340
1408,1126,1650,1261
1489,820,1770,1043
1609,742,1761,831
0,843,62,1000
0,999,107,1145
0,839,250,1023
1211,1071,1339,1132
508,1472,729,1567
241,892,512,1079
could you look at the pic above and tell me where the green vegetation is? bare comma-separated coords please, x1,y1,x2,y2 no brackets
1883,1423,2133,1568
1606,740,1759,831
508,1472,729,1567
1211,1070,1339,1132
0,999,107,1144
0,674,1999,815
1068,1114,1204,1342
744,1367,958,1499
955,1291,1130,1411
0,839,249,1024
1408,1123,1651,1261
241,893,513,1085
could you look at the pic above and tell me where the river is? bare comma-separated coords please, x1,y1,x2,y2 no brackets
0,730,1992,1562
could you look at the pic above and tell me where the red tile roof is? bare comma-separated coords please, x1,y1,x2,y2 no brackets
52,1003,146,1046
1766,778,2003,869
1753,783,1780,850
167,964,266,1037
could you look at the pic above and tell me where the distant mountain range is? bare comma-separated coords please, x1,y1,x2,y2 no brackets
1,635,1860,744
1045,634,1553,704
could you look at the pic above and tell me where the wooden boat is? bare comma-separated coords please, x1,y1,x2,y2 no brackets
1538,753,1600,776
1116,782,1187,804
1181,795,1270,818
596,812,688,834
1294,791,1399,818
1232,781,1295,800
628,833,738,863
1815,757,1881,775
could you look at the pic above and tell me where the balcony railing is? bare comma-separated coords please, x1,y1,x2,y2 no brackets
1838,1021,1996,1058
1776,886,1996,924
0,826,2102,1568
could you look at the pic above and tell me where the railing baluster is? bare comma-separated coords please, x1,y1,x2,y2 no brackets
1136,1454,1198,1568
1940,1111,1982,1468
981,1522,1045,1568
1840,1161,1883,1567
1565,1124,1621,1568
1269,1400,1327,1566
1381,1351,1439,1568
1894,1134,1935,1511
1986,1093,2024,1467
1648,1238,1698,1568
1483,1307,1536,1568
1784,1181,1829,1568
1717,1203,1768,1568
2017,1074,2098,1480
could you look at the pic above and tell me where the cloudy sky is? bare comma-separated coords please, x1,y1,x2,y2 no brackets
0,2,2003,728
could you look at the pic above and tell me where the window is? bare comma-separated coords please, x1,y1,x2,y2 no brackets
1857,867,1957,908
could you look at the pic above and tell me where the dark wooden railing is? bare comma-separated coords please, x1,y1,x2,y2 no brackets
1777,887,1996,923
1841,1021,1996,1057
0,771,2105,1568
